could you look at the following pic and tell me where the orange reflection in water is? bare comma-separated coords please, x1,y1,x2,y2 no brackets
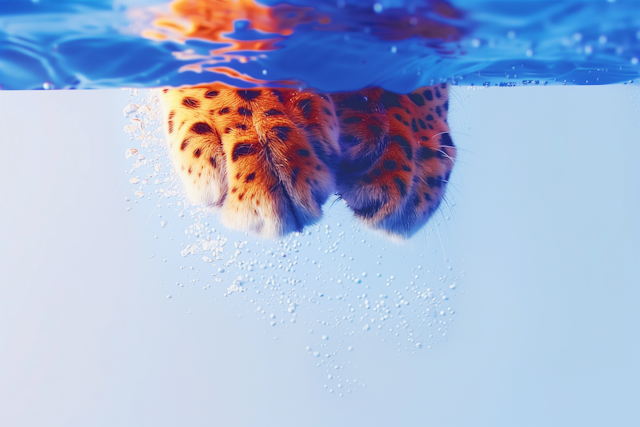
142,0,463,87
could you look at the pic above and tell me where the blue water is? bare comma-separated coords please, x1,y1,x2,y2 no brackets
2,0,640,91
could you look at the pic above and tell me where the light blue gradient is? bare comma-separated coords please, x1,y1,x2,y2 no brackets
0,85,638,426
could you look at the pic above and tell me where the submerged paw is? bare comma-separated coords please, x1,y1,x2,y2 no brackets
331,84,456,239
159,86,341,238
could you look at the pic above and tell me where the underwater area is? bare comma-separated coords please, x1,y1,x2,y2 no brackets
1,1,639,426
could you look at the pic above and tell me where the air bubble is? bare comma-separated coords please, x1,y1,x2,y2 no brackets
125,148,139,159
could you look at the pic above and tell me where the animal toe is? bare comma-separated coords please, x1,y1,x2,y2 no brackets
331,84,456,239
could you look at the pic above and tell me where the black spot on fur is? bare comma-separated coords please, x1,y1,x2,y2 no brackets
440,133,454,147
419,119,427,130
180,139,190,151
444,100,449,111
409,192,421,207
238,193,245,200
435,106,442,118
193,148,202,158
368,124,383,138
423,89,433,101
245,172,256,183
264,109,284,116
352,199,383,218
219,107,230,115
323,107,333,116
411,119,418,133
236,123,247,130
408,93,425,106
191,122,214,135
272,90,284,103
238,107,252,117
336,94,373,113
340,134,362,149
232,143,255,162
291,166,300,187
423,192,432,201
310,139,338,172
394,113,403,122
182,97,199,109
434,87,442,99
168,120,174,134
298,99,313,119
272,126,292,141
391,135,412,160
426,114,434,121
297,148,310,157
427,177,437,188
394,177,407,197
384,160,397,170
205,90,219,98
380,91,402,109
209,156,217,168
237,90,261,101
344,116,364,124
419,147,436,160
402,165,411,172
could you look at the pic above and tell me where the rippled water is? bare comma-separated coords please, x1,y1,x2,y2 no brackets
2,0,640,91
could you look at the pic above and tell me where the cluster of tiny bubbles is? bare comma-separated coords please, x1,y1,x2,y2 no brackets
122,89,463,396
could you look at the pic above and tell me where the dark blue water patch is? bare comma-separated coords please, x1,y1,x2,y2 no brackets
1,0,640,91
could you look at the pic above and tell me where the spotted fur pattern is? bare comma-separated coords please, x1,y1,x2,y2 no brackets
159,84,455,239
332,84,455,238
160,87,340,237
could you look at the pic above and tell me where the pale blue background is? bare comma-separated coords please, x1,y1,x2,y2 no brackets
0,85,638,426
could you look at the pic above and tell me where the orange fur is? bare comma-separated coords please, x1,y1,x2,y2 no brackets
331,84,455,238
159,84,455,239
159,86,340,237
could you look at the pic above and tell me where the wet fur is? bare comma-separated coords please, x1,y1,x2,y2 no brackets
159,84,455,239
